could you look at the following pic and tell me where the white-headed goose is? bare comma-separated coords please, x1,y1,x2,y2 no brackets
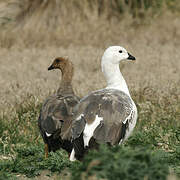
38,57,79,158
70,46,137,161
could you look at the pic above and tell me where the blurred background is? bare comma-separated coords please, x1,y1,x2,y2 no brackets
0,0,179,107
0,0,179,179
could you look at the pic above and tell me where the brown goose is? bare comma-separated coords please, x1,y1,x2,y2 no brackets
70,46,137,161
38,57,79,158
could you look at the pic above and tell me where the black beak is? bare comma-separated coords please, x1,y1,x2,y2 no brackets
48,65,54,70
127,53,136,60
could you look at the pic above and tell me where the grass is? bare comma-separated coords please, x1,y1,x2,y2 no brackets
0,0,179,179
0,86,179,179
0,0,180,48
0,145,72,178
71,145,170,180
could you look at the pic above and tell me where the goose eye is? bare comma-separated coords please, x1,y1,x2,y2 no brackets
119,50,122,53
55,59,60,63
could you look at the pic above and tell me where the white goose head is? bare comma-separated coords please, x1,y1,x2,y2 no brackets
101,46,136,97
102,46,135,64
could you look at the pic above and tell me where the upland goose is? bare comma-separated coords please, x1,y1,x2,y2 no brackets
70,46,137,161
38,57,79,158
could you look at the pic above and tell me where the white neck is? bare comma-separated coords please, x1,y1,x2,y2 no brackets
101,61,131,97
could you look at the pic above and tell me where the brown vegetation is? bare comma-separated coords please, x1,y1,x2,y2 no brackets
0,12,179,113
0,0,179,123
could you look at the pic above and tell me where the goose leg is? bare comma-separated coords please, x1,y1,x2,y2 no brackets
45,143,48,158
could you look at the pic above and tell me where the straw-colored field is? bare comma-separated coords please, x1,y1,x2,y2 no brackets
0,0,180,179
1,12,179,114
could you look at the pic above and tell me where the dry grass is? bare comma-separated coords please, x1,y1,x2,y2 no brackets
0,13,179,114
0,40,179,113
0,0,180,48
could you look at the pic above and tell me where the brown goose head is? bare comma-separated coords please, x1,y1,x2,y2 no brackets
48,57,72,72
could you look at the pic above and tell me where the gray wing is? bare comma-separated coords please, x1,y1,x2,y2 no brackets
72,89,133,145
59,95,80,140
38,94,79,140
38,95,66,135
